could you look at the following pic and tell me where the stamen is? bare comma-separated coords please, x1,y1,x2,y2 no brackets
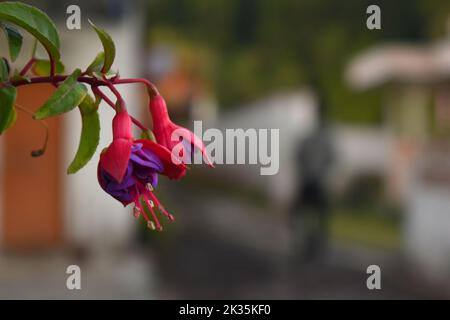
143,195,162,231
133,206,141,219
147,221,156,230
146,183,154,191
147,191,175,222
135,197,150,224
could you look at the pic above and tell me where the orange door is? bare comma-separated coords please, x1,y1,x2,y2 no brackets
2,84,63,250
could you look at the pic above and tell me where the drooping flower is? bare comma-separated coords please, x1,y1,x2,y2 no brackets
100,109,186,182
98,110,187,231
148,94,214,167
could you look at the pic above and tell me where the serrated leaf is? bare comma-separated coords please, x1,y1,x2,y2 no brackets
0,2,60,62
32,59,65,76
67,94,100,174
0,23,22,61
0,85,16,134
34,69,87,120
86,52,104,74
88,20,115,73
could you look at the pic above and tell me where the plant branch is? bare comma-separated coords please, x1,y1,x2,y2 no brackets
102,77,127,111
15,103,49,157
19,57,36,76
92,86,148,132
113,78,159,97
1,73,154,133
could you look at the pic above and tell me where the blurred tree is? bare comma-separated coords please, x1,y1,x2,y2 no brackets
146,0,450,124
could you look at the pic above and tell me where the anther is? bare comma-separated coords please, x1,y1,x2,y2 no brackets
133,206,141,219
147,221,156,230
146,183,154,191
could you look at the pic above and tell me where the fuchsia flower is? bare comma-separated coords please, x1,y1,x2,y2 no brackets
98,109,187,231
149,94,214,167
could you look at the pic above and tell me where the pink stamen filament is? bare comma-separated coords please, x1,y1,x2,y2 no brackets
147,191,175,222
134,197,149,223
133,184,153,228
143,194,162,231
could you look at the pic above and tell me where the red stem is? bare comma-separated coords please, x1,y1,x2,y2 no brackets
0,73,154,133
92,86,148,131
103,78,127,111
3,75,104,88
113,78,159,97
3,75,158,94
19,58,36,76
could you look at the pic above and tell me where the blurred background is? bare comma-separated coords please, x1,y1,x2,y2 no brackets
1,0,450,299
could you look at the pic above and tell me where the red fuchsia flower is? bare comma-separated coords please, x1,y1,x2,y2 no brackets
98,109,187,231
149,94,214,167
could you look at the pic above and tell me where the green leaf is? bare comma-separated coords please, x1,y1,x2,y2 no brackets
32,59,65,76
0,23,22,61
30,38,38,57
67,94,100,174
92,70,118,80
140,129,156,142
86,52,105,73
4,104,17,130
11,68,30,82
0,57,9,80
34,69,87,120
88,20,115,73
0,85,16,134
0,2,60,62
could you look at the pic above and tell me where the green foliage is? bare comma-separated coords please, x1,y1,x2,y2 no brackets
86,52,105,74
0,23,22,61
88,20,116,73
147,0,449,125
10,69,30,82
0,2,120,171
0,85,16,135
0,57,16,134
330,206,401,250
0,1,60,62
67,94,100,174
140,129,156,142
32,59,65,76
34,69,87,120
0,57,9,80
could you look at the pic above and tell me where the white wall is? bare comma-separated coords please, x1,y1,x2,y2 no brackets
406,152,450,280
59,15,144,247
215,91,317,205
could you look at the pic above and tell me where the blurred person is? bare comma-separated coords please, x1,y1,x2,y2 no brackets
291,98,335,262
